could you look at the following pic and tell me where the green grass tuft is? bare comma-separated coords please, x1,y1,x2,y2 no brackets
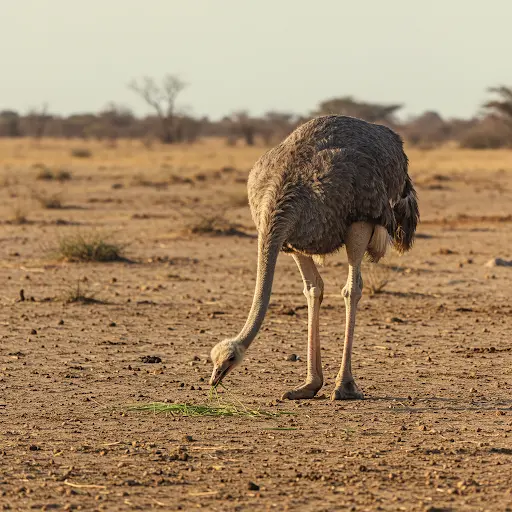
130,384,295,419
128,402,275,418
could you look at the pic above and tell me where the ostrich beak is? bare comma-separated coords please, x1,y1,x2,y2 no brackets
209,365,229,387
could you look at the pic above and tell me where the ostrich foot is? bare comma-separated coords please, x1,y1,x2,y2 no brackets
282,381,322,400
330,380,364,401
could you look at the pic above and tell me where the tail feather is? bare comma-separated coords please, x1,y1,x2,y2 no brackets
367,225,389,262
392,176,419,253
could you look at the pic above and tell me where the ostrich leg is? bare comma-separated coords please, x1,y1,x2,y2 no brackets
282,254,324,400
331,222,373,400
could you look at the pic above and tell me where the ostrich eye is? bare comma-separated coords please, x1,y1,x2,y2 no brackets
228,355,236,362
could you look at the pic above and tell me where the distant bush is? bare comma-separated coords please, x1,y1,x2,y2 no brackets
458,115,512,149
402,111,451,148
34,191,63,209
56,169,72,181
71,148,92,158
35,167,72,181
459,126,512,149
36,167,54,180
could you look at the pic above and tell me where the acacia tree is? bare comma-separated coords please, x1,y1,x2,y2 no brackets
230,110,257,146
128,74,187,143
260,111,297,144
313,96,402,124
484,86,512,126
25,103,51,139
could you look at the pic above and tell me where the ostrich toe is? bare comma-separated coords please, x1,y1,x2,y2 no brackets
330,380,364,401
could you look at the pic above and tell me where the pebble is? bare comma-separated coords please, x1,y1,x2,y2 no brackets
140,355,162,364
248,481,260,491
286,354,298,362
485,258,512,268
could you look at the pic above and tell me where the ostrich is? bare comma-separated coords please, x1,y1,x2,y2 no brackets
210,115,419,400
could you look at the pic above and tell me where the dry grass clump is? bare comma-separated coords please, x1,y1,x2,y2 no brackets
56,169,72,181
35,166,72,181
227,188,248,207
186,214,247,236
363,262,394,295
36,166,54,180
130,173,168,189
168,173,193,185
10,206,28,224
63,280,103,304
70,148,92,158
56,233,125,262
33,191,63,209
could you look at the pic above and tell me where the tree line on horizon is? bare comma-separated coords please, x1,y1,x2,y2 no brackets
1,75,511,150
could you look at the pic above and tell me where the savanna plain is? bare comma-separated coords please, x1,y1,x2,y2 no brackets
1,138,512,511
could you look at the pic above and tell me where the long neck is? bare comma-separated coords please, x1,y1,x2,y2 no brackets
234,234,280,349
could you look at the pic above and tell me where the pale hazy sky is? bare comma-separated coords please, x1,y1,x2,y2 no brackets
2,0,511,120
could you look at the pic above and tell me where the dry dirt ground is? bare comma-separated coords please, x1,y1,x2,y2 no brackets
1,139,512,511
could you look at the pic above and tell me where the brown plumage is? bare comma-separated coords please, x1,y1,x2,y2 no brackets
210,115,419,400
248,115,418,257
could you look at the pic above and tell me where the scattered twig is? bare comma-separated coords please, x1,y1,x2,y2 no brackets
64,480,107,489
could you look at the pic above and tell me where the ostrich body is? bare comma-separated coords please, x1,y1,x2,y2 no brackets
210,115,419,400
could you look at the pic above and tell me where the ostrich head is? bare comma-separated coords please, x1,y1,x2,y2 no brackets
209,339,246,387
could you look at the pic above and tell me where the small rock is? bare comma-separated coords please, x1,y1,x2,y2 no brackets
248,481,260,491
29,445,40,451
124,479,141,486
386,317,404,323
109,322,117,327
183,435,194,442
169,447,189,461
140,355,162,364
485,258,512,268
286,354,298,362
58,319,64,325
30,329,37,335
